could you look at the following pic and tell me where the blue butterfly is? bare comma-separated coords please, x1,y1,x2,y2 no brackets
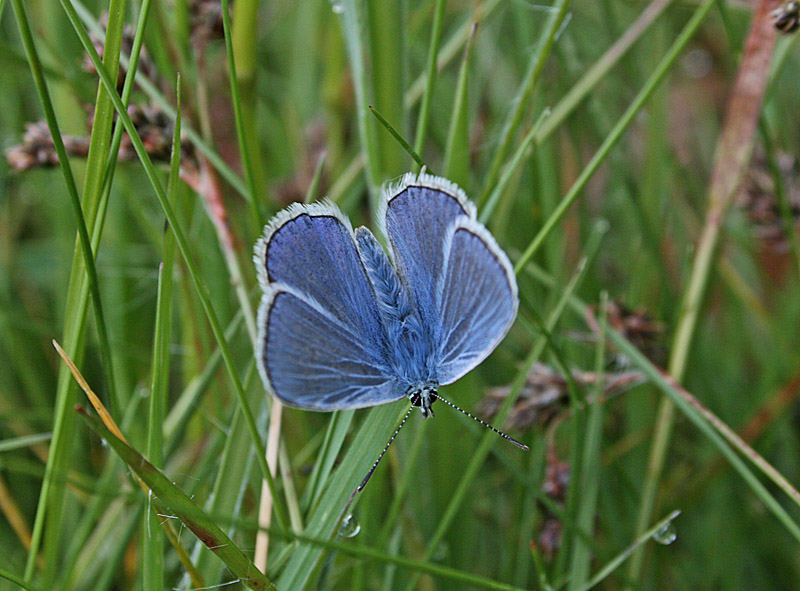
254,172,518,421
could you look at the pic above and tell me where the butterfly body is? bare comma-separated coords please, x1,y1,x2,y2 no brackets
254,172,518,418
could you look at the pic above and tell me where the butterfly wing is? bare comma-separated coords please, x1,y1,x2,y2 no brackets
379,172,476,333
434,217,518,384
255,202,402,409
379,173,517,385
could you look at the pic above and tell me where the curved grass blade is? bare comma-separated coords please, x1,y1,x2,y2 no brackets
54,340,206,588
76,407,276,591
574,510,681,591
0,568,43,591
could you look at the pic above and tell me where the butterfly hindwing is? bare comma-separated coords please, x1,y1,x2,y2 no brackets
435,217,518,384
258,284,400,409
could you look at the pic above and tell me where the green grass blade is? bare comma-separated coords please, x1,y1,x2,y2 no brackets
575,510,682,591
192,404,257,585
224,0,263,231
142,74,182,591
0,568,44,591
534,0,673,144
338,0,381,194
17,0,128,582
0,434,52,453
478,0,571,205
366,0,405,182
163,312,245,451
513,0,717,274
443,22,476,188
76,407,277,591
479,107,550,224
412,0,446,170
8,0,117,417
304,151,327,203
266,523,529,591
276,404,407,589
568,293,608,589
301,410,355,512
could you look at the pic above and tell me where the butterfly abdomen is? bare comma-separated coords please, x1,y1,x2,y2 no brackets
356,227,435,384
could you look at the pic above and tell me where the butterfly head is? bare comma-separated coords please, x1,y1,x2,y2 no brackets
407,382,438,418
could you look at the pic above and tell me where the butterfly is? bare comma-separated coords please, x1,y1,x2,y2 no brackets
254,172,518,425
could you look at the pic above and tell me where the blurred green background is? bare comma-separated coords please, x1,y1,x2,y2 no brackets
2,0,800,589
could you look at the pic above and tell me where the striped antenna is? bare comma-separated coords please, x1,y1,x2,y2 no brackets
357,404,415,492
434,393,529,451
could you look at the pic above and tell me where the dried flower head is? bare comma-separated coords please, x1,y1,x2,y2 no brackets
8,102,195,174
578,300,665,367
479,362,643,431
738,148,800,253
5,122,89,171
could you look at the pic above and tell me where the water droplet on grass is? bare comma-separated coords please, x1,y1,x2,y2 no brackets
338,513,361,538
653,521,677,545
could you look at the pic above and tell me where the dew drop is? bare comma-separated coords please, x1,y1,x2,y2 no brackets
338,513,361,538
652,521,677,545
330,0,344,14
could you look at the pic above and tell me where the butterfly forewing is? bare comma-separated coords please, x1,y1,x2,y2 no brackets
256,201,384,340
379,173,517,385
380,174,476,333
255,204,401,410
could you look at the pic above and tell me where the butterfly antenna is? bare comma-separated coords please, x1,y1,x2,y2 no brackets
435,393,529,451
356,404,415,492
